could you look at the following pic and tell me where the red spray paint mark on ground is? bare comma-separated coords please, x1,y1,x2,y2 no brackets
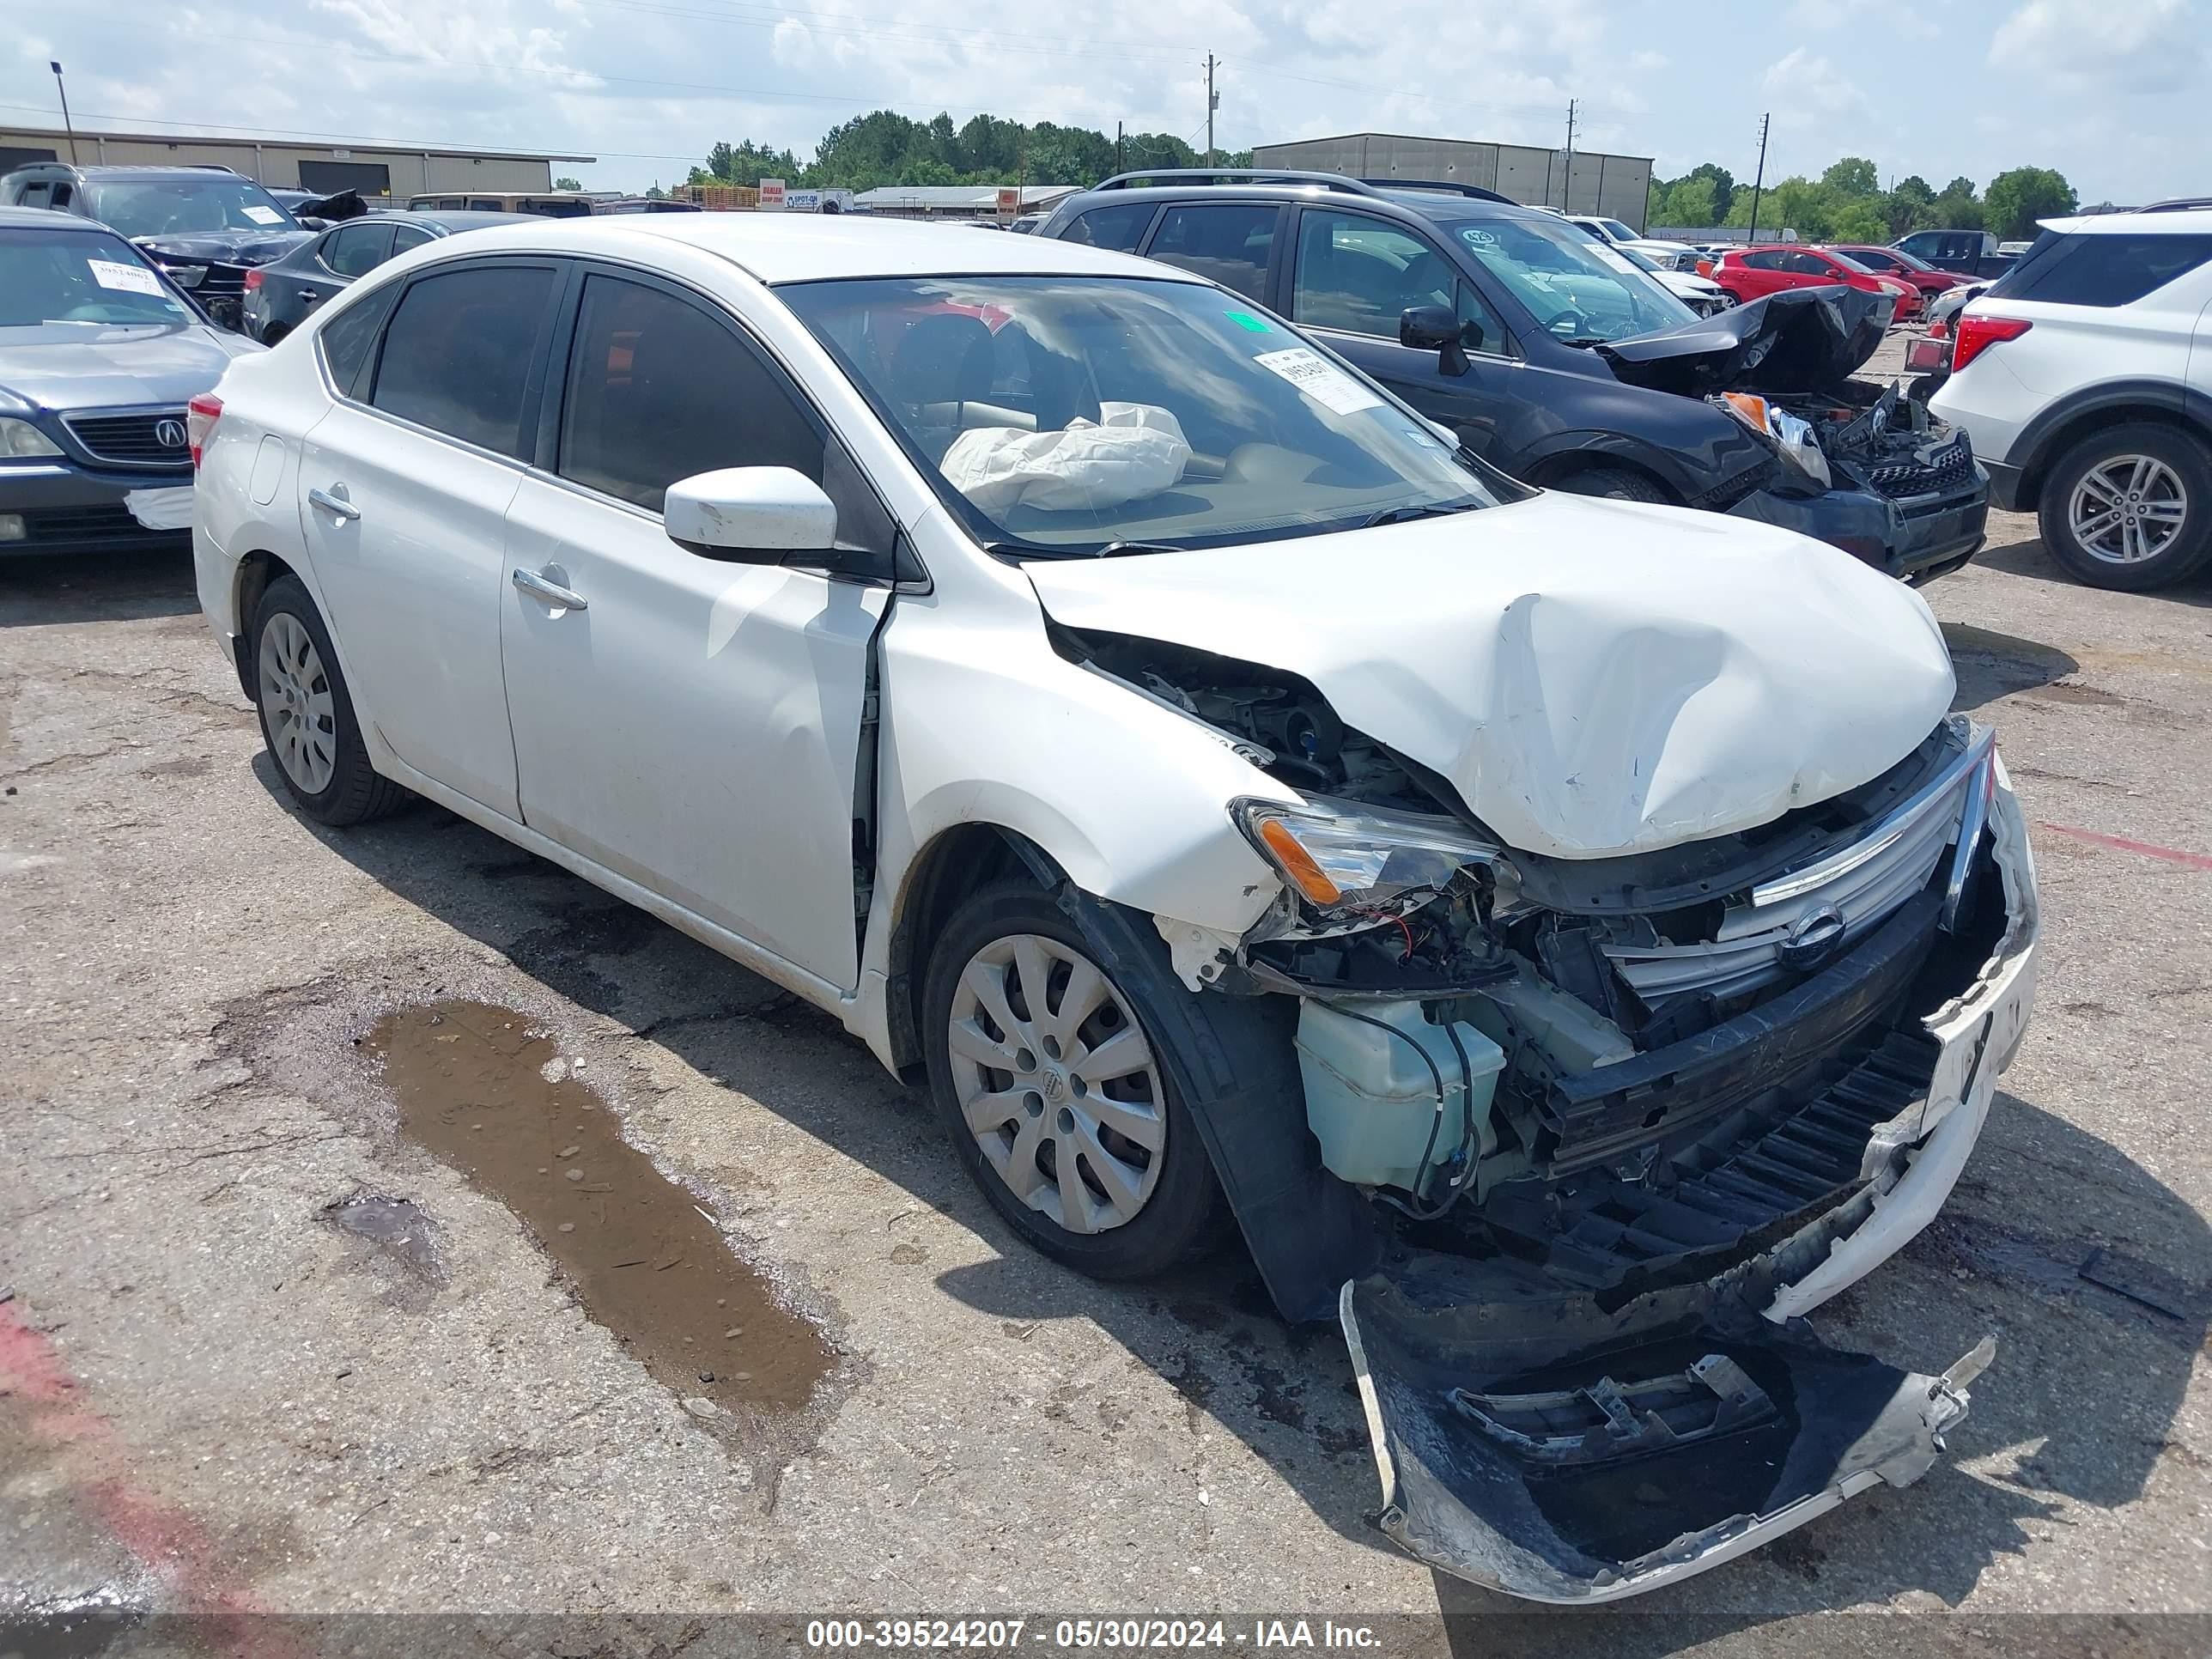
2039,821,2212,872
0,1300,298,1659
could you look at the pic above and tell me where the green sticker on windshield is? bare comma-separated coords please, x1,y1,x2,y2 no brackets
1225,309,1273,332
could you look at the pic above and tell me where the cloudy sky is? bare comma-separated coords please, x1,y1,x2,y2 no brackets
5,0,2202,201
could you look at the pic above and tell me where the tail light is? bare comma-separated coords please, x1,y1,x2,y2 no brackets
1951,314,2031,374
243,267,264,291
185,393,223,470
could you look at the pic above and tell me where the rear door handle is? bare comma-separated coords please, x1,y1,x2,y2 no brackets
300,288,321,305
512,564,588,611
307,485,360,523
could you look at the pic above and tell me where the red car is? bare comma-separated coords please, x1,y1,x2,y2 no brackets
1826,243,1978,300
1713,246,1923,320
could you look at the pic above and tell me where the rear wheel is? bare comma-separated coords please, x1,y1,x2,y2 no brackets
259,321,290,346
921,881,1220,1279
2037,422,2212,592
1719,289,1744,306
250,574,409,824
1552,465,1673,504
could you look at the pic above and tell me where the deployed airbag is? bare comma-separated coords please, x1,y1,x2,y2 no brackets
942,401,1190,516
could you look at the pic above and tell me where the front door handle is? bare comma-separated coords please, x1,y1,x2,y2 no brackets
300,288,321,306
512,564,588,612
307,485,360,523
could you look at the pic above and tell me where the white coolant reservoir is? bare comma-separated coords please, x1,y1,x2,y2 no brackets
1296,1000,1505,1195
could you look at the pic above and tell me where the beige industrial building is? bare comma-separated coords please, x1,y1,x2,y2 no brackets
1253,131,1654,230
0,125,591,200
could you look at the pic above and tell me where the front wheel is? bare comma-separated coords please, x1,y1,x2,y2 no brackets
921,882,1220,1279
2037,422,2212,592
1552,465,1673,504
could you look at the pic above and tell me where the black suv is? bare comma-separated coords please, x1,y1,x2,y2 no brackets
1037,171,1989,583
0,163,312,332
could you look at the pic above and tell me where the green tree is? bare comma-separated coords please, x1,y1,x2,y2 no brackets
1827,198,1888,241
1927,176,1984,231
1881,174,1934,236
1684,161,1735,221
1660,175,1717,228
1984,167,2076,239
553,174,582,191
1820,156,1880,198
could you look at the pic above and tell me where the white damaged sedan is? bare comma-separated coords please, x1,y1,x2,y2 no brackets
190,214,2038,1601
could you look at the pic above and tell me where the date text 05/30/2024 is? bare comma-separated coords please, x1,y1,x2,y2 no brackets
805,1620,1382,1650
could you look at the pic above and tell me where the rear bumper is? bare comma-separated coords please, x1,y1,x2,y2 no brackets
0,461,193,556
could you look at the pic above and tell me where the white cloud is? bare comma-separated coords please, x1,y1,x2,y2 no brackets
1990,0,2204,89
1760,46,1869,128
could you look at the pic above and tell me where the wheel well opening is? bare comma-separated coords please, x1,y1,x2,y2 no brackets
1531,453,1677,502
232,550,300,700
885,823,1059,1079
2027,405,2210,507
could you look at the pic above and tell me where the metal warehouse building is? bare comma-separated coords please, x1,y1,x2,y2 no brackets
1253,131,1653,229
0,126,592,201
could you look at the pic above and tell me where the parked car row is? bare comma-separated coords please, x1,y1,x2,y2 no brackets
186,206,2038,1603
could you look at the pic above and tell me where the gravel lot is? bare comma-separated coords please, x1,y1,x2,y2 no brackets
3,335,2208,1653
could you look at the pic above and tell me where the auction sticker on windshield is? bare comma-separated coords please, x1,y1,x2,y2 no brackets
1590,246,1642,275
241,204,285,225
1254,347,1382,416
88,259,165,295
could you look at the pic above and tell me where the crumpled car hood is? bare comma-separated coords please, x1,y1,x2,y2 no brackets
1595,286,1892,396
1024,491,1955,860
133,230,312,267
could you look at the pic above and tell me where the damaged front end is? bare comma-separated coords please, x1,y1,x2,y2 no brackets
1076,630,2039,1601
1601,288,1990,585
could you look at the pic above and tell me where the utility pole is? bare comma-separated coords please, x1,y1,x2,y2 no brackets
1116,120,1124,175
1747,112,1771,245
50,62,79,164
1562,98,1577,210
1205,55,1218,167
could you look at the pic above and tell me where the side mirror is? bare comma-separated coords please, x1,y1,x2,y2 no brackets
297,216,328,232
1400,305,1470,377
665,466,837,563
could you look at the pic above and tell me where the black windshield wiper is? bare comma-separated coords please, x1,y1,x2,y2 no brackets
1092,539,1188,557
981,539,1092,562
1362,501,1482,529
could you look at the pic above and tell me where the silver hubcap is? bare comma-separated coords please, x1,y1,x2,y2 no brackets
947,933,1165,1235
2071,454,2188,565
258,611,337,793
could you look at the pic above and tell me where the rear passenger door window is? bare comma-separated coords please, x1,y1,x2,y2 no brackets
1291,209,1504,351
1061,203,1156,252
368,263,558,458
556,273,825,514
323,222,394,277
1141,204,1279,301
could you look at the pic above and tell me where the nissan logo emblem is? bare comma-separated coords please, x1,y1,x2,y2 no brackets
154,417,189,450
1778,905,1848,970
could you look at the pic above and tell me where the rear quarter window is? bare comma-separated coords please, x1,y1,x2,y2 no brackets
1060,202,1155,252
1989,232,2212,307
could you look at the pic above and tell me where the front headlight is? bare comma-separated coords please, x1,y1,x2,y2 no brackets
1232,797,1504,912
1715,392,1832,492
0,417,62,459
162,263,207,289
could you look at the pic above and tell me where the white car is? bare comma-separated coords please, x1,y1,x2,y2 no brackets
1929,203,2212,589
1608,240,1735,312
190,215,2037,1601
1567,212,1703,271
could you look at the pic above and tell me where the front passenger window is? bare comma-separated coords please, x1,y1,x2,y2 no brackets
369,264,555,458
557,274,824,514
1291,210,1504,349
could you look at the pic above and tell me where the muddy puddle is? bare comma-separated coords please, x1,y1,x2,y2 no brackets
364,1000,833,1414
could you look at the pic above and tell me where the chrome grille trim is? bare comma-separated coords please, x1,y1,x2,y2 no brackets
1605,721,1990,1004
61,407,192,469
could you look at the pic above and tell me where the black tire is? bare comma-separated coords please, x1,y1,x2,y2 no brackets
921,879,1223,1280
249,574,409,825
1718,288,1744,306
259,321,289,347
2037,422,2212,592
1553,465,1673,504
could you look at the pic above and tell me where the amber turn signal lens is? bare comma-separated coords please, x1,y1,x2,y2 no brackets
1255,817,1344,906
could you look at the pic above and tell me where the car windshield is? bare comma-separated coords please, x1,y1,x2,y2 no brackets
1448,216,1694,343
82,177,298,238
1826,251,1877,274
780,275,1504,556
1595,218,1638,243
0,226,195,327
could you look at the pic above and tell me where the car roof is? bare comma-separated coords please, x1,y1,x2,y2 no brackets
403,212,1191,284
9,164,252,181
2036,204,2212,234
1054,179,1568,232
0,205,118,231
394,210,537,230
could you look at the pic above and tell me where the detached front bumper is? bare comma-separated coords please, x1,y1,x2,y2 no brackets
1728,468,1990,585
1339,768,2039,1602
0,461,195,556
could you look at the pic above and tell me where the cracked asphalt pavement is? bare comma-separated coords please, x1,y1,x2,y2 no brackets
3,358,2208,1654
